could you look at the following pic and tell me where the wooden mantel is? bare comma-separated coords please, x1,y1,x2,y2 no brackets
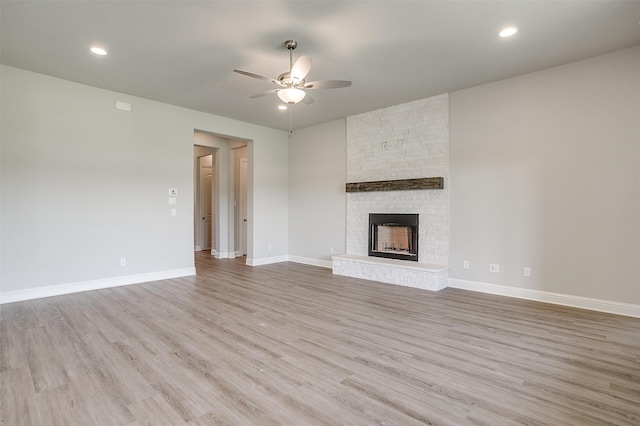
345,177,444,193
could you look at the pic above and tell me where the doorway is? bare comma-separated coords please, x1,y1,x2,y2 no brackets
194,131,250,260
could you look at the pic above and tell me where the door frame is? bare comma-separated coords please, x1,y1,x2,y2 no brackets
239,157,248,256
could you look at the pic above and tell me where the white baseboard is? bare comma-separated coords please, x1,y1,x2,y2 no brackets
448,278,640,318
214,251,235,259
288,256,332,269
246,255,289,266
245,255,332,268
0,267,196,305
194,246,202,252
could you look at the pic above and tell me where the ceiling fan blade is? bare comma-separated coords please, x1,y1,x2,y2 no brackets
301,94,315,105
249,89,278,98
233,69,281,86
304,80,352,90
290,55,312,82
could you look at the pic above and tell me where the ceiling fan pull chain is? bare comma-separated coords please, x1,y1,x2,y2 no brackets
289,106,294,135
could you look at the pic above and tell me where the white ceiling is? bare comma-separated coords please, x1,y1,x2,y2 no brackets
2,1,639,132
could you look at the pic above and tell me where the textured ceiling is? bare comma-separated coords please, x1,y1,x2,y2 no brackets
2,1,639,131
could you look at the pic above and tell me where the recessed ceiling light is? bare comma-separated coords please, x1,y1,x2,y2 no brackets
278,105,288,110
499,27,518,38
90,46,108,56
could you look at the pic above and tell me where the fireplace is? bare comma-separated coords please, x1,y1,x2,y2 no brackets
368,213,419,261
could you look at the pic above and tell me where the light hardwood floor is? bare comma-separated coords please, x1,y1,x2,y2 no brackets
1,252,639,425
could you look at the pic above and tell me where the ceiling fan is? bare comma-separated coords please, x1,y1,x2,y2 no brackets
233,40,351,106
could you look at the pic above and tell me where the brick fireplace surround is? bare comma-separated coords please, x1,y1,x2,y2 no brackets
332,94,450,291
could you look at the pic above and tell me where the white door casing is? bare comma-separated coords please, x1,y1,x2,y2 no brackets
239,157,248,256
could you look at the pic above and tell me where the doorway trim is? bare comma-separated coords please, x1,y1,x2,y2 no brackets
238,157,248,256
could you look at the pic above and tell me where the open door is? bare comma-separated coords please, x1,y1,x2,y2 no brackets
198,154,213,250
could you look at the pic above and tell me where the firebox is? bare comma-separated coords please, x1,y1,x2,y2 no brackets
368,213,419,261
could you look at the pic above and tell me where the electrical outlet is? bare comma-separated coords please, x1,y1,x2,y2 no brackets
267,243,272,251
120,258,126,266
463,260,469,269
490,264,500,273
171,209,177,216
524,267,531,277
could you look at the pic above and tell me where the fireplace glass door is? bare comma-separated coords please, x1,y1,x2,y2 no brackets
369,214,418,261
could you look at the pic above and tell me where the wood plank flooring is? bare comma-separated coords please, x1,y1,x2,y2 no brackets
1,252,639,425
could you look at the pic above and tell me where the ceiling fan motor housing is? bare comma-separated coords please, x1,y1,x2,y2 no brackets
278,72,304,87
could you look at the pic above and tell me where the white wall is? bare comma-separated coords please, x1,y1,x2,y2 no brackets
288,119,347,266
449,46,640,305
0,65,288,299
247,131,289,264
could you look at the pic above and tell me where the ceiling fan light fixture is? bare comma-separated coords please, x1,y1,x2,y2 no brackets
277,88,306,104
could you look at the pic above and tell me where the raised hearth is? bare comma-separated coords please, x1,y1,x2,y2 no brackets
332,254,448,291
